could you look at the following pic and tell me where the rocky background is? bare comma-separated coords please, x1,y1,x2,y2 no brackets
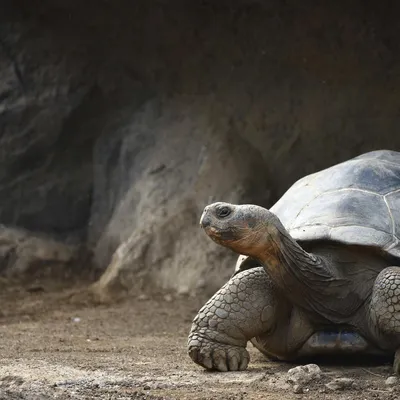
1,0,400,299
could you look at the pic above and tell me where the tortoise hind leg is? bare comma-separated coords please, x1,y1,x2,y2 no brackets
369,266,400,374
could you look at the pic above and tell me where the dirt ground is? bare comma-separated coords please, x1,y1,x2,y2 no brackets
0,279,399,400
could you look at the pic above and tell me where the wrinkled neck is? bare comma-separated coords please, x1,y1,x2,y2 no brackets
256,224,340,319
257,223,323,280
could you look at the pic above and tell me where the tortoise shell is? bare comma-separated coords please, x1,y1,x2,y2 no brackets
270,150,400,259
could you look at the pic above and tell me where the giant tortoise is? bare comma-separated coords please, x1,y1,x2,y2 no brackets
188,150,400,374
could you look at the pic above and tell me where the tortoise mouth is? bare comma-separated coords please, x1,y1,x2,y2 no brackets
203,225,239,243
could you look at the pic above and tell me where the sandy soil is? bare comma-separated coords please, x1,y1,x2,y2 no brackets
0,280,399,400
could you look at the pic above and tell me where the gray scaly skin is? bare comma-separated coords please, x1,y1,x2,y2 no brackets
187,202,400,374
188,266,314,371
370,267,400,373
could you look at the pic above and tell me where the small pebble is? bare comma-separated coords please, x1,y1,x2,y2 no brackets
164,294,173,302
293,384,304,394
72,317,81,323
385,376,398,386
287,364,321,385
325,377,354,391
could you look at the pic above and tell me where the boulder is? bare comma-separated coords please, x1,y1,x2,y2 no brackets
0,225,78,280
90,97,272,297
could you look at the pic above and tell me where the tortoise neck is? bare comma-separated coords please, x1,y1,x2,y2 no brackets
257,223,335,314
276,228,330,282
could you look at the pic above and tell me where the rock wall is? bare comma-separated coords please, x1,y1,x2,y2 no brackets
1,0,400,296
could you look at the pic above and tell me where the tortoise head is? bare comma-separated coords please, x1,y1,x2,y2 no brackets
200,202,281,258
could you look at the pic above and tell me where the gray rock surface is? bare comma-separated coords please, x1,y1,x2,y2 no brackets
325,378,355,391
286,364,322,385
0,225,77,279
1,0,400,295
89,97,271,297
385,376,399,386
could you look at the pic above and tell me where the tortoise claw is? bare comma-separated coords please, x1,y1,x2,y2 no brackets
188,338,249,372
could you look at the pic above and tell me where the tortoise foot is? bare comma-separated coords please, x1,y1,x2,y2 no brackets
188,337,249,372
188,267,281,372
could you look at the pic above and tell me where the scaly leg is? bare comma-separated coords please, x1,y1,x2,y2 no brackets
369,266,400,374
187,267,289,371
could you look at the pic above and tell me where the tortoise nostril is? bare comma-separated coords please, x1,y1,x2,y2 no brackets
202,219,211,228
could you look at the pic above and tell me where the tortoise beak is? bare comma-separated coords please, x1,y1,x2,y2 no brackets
199,210,211,229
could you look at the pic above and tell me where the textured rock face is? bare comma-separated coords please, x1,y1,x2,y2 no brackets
0,225,77,280
1,0,400,296
90,97,271,297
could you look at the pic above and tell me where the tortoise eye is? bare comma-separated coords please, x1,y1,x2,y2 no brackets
217,206,231,218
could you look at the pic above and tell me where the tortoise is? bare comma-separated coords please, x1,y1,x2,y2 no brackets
187,150,400,374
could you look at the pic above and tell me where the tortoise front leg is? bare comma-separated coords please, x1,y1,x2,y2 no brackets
369,266,400,374
188,267,286,371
